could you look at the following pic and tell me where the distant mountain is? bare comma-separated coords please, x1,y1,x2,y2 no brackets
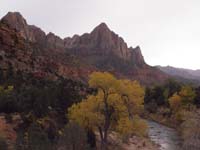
157,66,200,84
0,12,169,85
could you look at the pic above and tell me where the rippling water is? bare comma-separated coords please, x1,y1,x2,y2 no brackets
147,120,182,150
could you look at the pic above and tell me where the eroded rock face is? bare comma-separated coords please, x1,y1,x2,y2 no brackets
28,25,46,46
1,12,65,51
0,21,94,82
64,23,143,62
64,23,146,71
130,46,146,67
1,12,31,40
1,12,146,65
46,32,65,50
90,23,130,60
0,12,169,85
1,12,46,43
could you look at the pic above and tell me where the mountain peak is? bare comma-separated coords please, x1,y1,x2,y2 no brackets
130,46,145,66
92,22,111,34
4,12,23,19
0,11,169,85
0,11,33,41
1,11,28,29
0,11,48,44
2,12,24,20
97,22,109,29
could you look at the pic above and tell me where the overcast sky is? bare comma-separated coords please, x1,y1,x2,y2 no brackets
1,0,200,69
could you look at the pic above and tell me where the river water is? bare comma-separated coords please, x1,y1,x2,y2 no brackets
147,120,182,150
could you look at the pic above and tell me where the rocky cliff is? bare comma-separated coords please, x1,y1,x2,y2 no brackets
64,22,145,65
0,12,169,85
0,12,94,82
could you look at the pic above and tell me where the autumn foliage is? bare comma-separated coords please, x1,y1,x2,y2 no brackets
68,72,147,150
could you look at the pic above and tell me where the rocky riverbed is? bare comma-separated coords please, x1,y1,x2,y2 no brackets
148,120,182,150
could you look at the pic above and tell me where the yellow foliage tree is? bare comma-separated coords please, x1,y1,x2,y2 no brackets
178,86,196,107
169,93,182,112
68,72,146,150
169,86,196,122
169,86,196,111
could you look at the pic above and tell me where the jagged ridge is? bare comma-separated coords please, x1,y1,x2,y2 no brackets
0,12,169,85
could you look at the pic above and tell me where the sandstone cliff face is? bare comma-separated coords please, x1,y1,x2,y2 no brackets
1,12,46,43
1,12,65,52
46,32,65,51
0,12,169,85
129,46,145,67
89,23,130,60
1,12,31,40
64,23,142,62
0,20,94,82
28,25,46,46
1,12,143,63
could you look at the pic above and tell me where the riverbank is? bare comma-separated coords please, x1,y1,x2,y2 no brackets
96,118,183,150
96,131,159,150
122,136,159,150
148,120,181,150
143,111,179,129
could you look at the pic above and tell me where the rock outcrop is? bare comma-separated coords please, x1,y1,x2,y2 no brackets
0,12,169,85
1,12,65,52
1,12,45,43
46,32,65,51
64,22,145,63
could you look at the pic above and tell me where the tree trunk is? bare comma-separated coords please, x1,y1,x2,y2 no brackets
99,127,108,150
103,131,108,150
101,137,108,150
99,89,110,150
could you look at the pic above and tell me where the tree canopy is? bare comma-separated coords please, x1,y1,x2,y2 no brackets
68,72,147,150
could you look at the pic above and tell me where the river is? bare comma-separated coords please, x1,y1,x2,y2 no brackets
147,120,182,150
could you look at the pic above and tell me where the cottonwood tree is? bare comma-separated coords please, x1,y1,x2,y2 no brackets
179,86,196,108
169,86,196,115
68,72,147,150
169,93,182,113
169,86,200,150
169,85,196,123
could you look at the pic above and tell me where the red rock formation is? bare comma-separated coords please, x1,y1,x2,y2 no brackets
64,23,133,61
46,32,65,51
0,12,169,85
1,12,65,51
